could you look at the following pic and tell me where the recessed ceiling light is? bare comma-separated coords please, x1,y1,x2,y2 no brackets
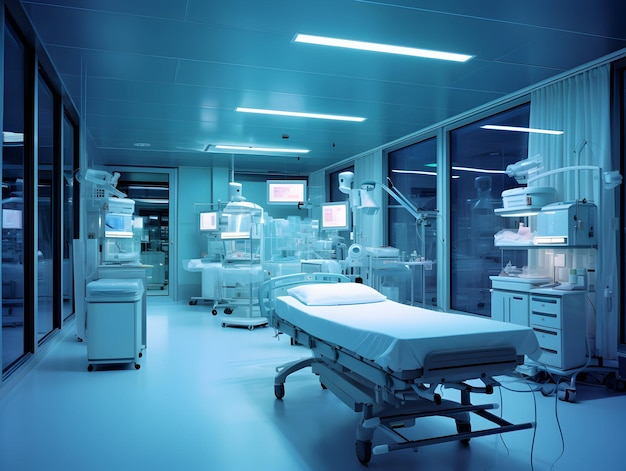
294,33,474,63
133,142,152,147
481,125,564,135
236,107,365,122
213,145,310,154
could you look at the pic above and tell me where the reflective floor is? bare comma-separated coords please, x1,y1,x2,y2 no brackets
1,299,625,471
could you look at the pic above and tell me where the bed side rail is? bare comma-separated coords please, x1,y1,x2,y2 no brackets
258,272,351,320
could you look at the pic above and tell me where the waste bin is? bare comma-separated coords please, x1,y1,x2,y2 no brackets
86,278,143,371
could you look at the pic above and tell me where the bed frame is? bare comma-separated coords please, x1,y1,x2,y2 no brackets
259,273,534,465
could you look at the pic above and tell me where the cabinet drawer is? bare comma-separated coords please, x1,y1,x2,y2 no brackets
530,296,561,328
532,326,562,368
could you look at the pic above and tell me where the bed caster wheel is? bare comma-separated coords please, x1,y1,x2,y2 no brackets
188,300,194,305
274,384,285,400
355,440,372,465
221,323,226,328
138,352,143,358
456,421,471,445
224,307,233,315
248,325,254,331
87,364,93,372
320,383,327,390
212,309,218,315
134,363,141,370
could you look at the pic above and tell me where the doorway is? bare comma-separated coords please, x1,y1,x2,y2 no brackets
111,168,177,299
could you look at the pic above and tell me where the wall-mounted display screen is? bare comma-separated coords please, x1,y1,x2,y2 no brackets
320,201,350,231
199,211,219,231
267,180,307,205
2,208,22,229
105,213,133,238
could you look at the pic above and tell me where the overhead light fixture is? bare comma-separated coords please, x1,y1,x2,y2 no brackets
391,169,459,179
481,125,564,135
392,169,438,177
413,165,503,175
213,145,309,154
294,33,474,63
452,166,506,174
236,107,365,122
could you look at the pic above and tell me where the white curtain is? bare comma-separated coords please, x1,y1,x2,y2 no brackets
528,64,619,360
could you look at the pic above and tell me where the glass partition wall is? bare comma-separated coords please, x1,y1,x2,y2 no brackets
2,8,78,380
36,71,54,343
2,20,27,372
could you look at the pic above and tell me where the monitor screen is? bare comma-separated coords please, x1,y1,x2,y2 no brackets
2,208,22,229
267,180,307,205
320,201,350,231
199,211,219,231
104,213,133,238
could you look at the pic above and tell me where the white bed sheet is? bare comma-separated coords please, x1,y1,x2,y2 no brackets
275,296,541,373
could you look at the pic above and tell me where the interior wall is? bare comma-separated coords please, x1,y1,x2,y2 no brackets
177,166,213,302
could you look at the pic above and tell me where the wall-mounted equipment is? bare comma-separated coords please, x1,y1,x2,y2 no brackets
266,180,307,206
535,201,596,246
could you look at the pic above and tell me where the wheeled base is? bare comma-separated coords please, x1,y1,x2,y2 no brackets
220,316,268,330
274,357,533,465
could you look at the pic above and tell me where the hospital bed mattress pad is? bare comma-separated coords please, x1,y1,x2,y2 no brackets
275,295,541,373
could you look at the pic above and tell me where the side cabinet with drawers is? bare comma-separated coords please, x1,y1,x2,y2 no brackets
529,290,587,371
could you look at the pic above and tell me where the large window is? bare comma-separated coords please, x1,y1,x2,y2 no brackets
449,104,530,316
2,21,27,372
387,137,437,306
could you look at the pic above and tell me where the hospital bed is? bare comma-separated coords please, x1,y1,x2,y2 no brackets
259,273,541,465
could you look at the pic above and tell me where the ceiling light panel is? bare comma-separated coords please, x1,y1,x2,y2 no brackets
236,107,365,122
481,125,564,135
294,33,474,63
212,145,309,154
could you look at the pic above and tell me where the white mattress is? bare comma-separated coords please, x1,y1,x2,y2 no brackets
275,297,541,373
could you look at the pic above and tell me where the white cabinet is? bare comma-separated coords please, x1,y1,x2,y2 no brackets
529,290,587,371
491,290,529,326
86,279,143,371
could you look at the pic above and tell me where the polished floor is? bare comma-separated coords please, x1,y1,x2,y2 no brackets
1,299,625,471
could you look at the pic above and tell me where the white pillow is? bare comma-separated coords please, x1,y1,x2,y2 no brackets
287,282,386,306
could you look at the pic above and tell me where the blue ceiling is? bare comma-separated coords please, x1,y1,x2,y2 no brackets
20,0,626,176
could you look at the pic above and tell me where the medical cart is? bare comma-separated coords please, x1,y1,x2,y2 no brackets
86,278,143,371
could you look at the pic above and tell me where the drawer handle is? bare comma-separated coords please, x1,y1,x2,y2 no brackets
531,297,558,304
533,327,557,336
531,311,557,318
512,296,524,301
540,347,558,355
